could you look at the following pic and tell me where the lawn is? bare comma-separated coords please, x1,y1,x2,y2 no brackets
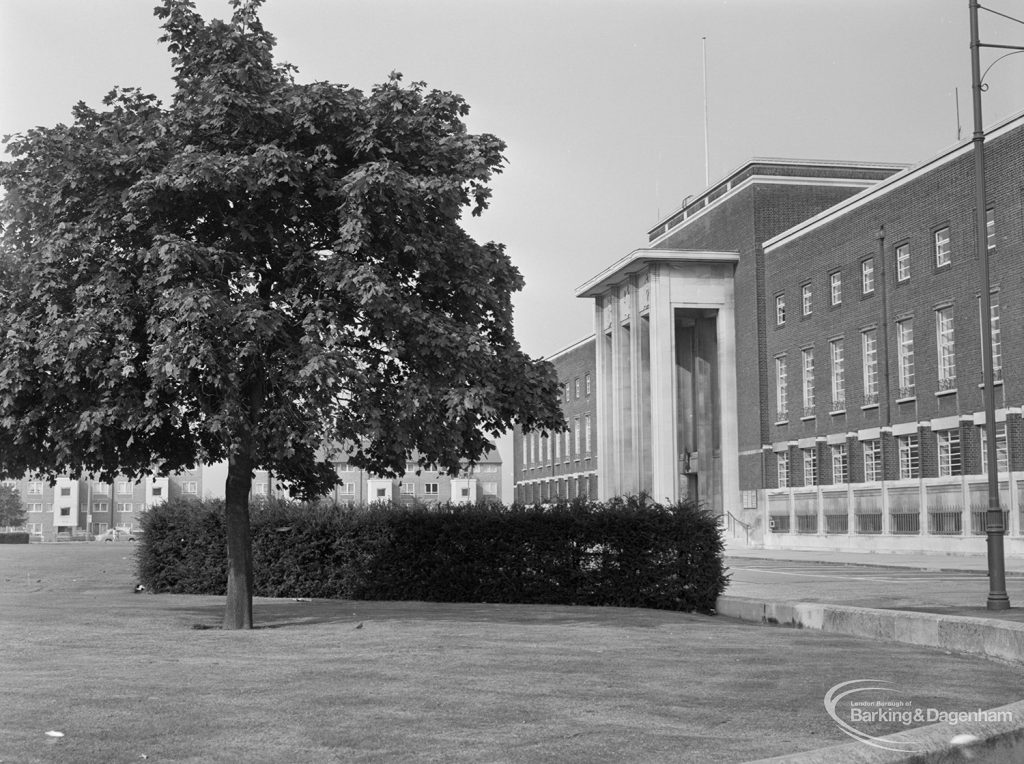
2,544,1023,763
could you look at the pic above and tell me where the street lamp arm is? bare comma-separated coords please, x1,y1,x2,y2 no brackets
979,3,1024,28
980,48,1024,87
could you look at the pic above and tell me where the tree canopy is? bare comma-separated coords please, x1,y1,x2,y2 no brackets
0,485,27,528
0,0,563,627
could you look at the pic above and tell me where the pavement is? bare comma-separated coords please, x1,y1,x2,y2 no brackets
721,546,1024,763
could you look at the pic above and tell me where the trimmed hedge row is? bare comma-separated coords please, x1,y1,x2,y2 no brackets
137,496,729,613
0,532,30,544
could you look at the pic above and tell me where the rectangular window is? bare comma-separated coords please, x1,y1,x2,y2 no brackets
116,502,133,513
934,227,951,268
937,430,962,477
182,481,197,494
775,356,788,419
987,295,1002,382
936,307,956,389
801,348,815,414
338,483,355,496
829,339,845,410
424,483,439,496
253,483,267,495
27,481,43,495
26,503,42,513
541,433,548,463
861,258,874,294
574,379,580,399
400,483,415,495
830,271,842,306
986,208,995,252
116,481,132,495
801,283,812,316
60,487,71,497
775,294,785,326
59,506,71,517
895,243,910,282
563,383,570,402
831,444,848,484
863,439,882,482
777,452,790,488
896,319,915,397
980,423,1009,475
92,482,109,495
803,448,818,486
564,430,571,462
898,435,920,479
93,502,108,514
862,329,878,404
585,373,592,396
553,430,560,460
584,414,592,454
573,417,581,457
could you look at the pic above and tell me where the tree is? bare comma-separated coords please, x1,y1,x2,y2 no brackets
0,0,563,628
0,485,27,528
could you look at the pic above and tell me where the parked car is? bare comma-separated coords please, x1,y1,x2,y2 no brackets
95,528,142,542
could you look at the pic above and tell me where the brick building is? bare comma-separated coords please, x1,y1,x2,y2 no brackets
515,109,1024,554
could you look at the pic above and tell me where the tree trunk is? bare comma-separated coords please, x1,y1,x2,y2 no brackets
223,450,254,629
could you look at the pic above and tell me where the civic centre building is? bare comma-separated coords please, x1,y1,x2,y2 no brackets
514,109,1024,555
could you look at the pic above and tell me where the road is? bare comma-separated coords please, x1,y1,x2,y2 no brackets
723,557,1024,621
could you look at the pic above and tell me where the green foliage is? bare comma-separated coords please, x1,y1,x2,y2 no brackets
0,0,563,489
0,485,27,527
138,496,729,613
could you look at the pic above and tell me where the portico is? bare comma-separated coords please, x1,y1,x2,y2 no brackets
576,249,740,513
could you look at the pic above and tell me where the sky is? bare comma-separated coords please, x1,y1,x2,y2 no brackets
3,0,1024,494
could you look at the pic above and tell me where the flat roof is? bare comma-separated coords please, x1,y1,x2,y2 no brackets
575,249,739,299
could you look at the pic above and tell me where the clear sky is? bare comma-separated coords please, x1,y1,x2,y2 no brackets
3,1,1024,494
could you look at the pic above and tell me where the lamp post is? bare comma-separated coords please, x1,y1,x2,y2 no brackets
968,0,1024,610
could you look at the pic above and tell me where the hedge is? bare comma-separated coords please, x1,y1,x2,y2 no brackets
0,532,30,544
137,496,729,613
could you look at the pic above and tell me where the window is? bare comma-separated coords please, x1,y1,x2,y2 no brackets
777,451,790,488
181,481,197,494
980,423,1009,475
803,448,818,486
775,294,786,326
775,356,788,419
92,482,109,495
829,339,845,410
253,483,267,495
801,348,815,415
830,271,842,306
563,383,570,402
898,435,920,479
541,434,548,463
400,483,415,495
482,481,498,495
584,414,592,454
116,481,132,495
116,503,132,513
936,307,956,389
338,483,355,496
862,329,878,405
831,444,848,484
937,430,962,477
585,373,592,396
574,378,580,399
934,227,951,268
573,417,581,457
151,486,163,497
896,319,915,397
424,483,439,496
553,430,560,460
987,295,1002,382
375,487,387,499
861,258,874,294
987,208,995,253
27,503,42,513
801,283,812,316
59,506,71,517
60,487,71,497
93,502,108,514
27,481,43,495
895,243,910,282
863,440,882,482
564,430,571,462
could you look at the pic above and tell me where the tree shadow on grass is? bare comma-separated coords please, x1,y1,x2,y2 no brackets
167,596,720,631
